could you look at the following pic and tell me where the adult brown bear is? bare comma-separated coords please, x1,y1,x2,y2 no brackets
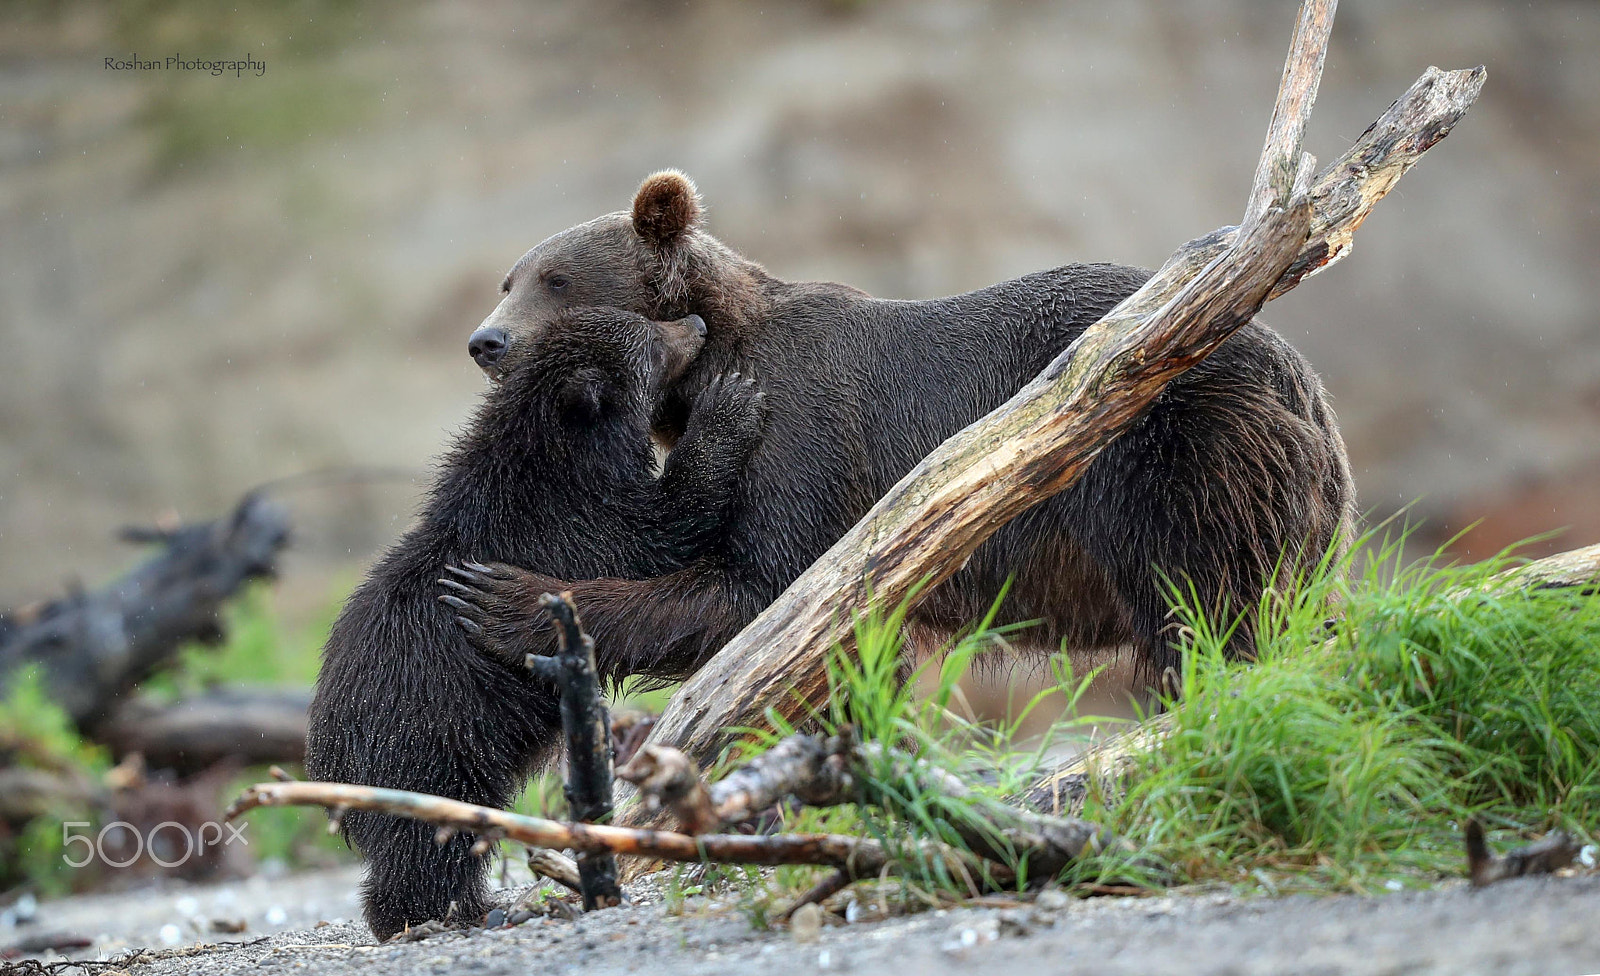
313,170,1355,937
451,171,1355,680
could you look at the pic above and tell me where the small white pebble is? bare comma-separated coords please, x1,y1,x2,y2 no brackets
265,906,288,926
1384,880,1403,892
159,924,182,945
844,899,861,924
818,949,832,969
1580,845,1597,869
175,896,200,917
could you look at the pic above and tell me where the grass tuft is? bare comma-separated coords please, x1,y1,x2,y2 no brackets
1074,529,1600,893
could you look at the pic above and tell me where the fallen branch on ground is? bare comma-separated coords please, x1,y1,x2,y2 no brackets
619,734,1129,881
1465,820,1582,888
525,848,583,894
97,687,311,774
611,729,1140,915
225,780,1008,890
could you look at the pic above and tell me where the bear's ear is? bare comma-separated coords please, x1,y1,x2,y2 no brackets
557,368,613,421
632,170,702,247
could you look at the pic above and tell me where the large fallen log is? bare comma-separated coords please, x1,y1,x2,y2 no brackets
96,687,311,774
618,0,1487,815
0,492,290,731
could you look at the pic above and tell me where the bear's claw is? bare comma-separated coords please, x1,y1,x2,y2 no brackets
437,561,536,666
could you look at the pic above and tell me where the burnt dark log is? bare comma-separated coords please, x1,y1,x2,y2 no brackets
0,492,290,732
530,592,622,910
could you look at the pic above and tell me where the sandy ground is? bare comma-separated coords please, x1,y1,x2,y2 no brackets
6,864,1600,976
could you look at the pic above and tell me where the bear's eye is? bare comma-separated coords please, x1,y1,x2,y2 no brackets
546,274,571,293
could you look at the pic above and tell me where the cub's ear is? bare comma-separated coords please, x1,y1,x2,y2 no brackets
557,368,614,420
632,170,702,247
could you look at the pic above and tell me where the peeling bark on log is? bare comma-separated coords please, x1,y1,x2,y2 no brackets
0,492,289,731
1502,542,1600,592
530,593,622,910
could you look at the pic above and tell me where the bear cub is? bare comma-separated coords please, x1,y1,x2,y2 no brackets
305,306,764,939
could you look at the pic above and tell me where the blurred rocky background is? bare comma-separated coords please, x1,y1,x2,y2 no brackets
2,0,1598,622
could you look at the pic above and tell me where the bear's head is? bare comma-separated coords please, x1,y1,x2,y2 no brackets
467,171,764,381
484,306,707,436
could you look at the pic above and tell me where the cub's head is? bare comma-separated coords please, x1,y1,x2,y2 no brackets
468,171,758,380
489,306,707,427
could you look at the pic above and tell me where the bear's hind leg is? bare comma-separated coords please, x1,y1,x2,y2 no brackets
306,599,559,939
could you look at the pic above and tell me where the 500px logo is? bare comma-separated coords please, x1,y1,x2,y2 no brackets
103,53,268,77
61,820,248,869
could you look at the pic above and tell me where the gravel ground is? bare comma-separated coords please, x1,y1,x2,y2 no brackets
6,866,1600,976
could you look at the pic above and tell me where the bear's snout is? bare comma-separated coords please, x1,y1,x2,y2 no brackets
468,326,509,373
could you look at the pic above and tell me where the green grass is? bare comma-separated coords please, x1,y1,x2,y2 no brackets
0,668,113,894
735,583,1109,901
718,531,1600,908
1069,531,1600,894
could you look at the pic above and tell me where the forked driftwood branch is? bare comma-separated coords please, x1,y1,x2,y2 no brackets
617,0,1488,818
529,593,622,910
